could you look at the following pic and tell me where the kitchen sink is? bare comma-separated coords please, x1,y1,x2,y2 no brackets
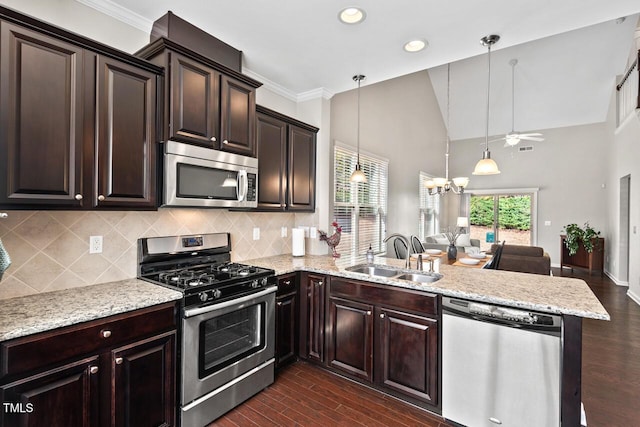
345,264,442,284
395,273,441,284
346,265,401,277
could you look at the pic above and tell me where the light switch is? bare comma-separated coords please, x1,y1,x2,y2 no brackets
310,227,317,238
544,221,551,226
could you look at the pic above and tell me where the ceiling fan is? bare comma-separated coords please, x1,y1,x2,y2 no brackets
492,59,544,147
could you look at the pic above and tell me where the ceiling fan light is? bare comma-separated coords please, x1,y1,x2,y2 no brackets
505,134,520,146
350,164,367,183
452,177,469,188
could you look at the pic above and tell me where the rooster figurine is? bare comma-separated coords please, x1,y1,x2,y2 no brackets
319,221,342,258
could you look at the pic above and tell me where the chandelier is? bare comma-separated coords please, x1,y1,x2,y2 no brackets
425,63,469,195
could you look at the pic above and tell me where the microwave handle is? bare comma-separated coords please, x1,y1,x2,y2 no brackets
237,170,248,202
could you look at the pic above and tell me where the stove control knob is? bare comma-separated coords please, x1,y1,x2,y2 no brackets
212,289,222,299
199,292,209,302
260,278,268,287
251,280,259,288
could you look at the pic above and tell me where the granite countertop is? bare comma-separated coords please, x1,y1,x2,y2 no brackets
245,254,610,321
0,279,182,342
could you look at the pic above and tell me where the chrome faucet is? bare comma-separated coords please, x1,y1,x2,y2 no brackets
383,233,411,268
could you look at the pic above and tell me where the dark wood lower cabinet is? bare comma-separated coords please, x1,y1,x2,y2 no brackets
1,356,99,427
376,307,438,406
298,273,326,364
327,296,373,382
276,274,298,370
0,302,177,427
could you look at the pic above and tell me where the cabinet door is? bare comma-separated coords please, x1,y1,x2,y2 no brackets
376,307,438,406
219,75,256,156
287,125,316,211
0,357,99,427
169,52,219,147
302,274,325,363
276,292,298,369
112,331,176,427
327,297,373,382
256,112,287,210
95,56,157,208
0,22,84,207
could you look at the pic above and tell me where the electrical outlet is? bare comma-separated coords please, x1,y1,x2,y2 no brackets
544,221,551,226
310,227,317,238
253,227,260,240
281,227,288,238
89,236,103,254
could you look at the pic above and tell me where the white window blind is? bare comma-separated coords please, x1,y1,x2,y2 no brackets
334,145,388,256
419,172,440,240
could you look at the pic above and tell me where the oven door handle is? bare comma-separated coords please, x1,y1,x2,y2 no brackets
184,285,277,318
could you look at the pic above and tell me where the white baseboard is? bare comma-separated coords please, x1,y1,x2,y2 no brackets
628,290,640,307
604,270,629,287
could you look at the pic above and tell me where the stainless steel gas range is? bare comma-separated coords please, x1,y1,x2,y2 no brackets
138,233,276,427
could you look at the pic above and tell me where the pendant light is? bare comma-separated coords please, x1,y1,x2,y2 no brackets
350,75,367,183
425,63,469,195
473,35,501,175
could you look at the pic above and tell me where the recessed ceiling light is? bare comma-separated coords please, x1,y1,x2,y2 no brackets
339,7,366,24
403,39,428,53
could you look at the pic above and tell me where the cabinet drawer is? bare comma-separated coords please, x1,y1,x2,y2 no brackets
277,273,297,296
1,302,176,379
330,278,438,316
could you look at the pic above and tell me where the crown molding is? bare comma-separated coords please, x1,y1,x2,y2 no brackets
297,87,334,102
75,0,153,33
244,68,333,103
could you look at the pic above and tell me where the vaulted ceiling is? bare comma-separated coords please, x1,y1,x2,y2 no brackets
80,0,640,139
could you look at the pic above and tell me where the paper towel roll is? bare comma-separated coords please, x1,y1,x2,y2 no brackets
292,228,305,257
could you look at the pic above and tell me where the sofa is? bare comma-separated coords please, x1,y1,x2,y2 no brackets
423,233,481,253
489,244,551,275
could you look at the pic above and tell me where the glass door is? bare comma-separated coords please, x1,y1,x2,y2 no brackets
469,193,533,251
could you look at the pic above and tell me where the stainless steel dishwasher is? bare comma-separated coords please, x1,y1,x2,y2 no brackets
442,297,562,427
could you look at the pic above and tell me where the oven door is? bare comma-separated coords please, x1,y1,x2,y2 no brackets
181,286,276,405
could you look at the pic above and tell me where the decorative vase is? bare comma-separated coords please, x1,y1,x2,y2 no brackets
447,244,457,260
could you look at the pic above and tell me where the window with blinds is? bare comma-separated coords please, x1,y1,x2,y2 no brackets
419,172,440,240
334,145,388,256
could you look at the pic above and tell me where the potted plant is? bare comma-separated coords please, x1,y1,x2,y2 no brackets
562,222,601,256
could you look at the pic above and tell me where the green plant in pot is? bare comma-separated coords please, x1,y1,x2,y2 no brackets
562,222,601,256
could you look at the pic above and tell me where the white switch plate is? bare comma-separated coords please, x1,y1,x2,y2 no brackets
281,227,288,237
544,221,551,226
89,235,103,254
253,227,260,240
310,227,317,238
300,226,310,238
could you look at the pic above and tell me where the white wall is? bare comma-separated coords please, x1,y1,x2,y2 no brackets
330,70,447,244
0,0,149,53
450,122,610,266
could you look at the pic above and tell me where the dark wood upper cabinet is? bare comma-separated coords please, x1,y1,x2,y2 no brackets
0,8,163,210
256,106,318,212
169,52,219,147
0,21,85,207
94,56,157,208
137,38,261,157
220,75,256,156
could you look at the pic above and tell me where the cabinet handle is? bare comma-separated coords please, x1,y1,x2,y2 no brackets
97,195,105,201
277,302,282,306
210,136,217,142
101,330,112,338
366,311,372,316
284,280,291,285
318,281,323,286
115,357,123,365
222,140,229,144
75,194,83,200
380,314,385,319
90,366,99,374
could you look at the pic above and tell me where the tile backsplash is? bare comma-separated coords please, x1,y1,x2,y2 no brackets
0,209,295,299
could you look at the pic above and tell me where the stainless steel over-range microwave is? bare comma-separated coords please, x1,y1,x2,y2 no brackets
163,140,258,208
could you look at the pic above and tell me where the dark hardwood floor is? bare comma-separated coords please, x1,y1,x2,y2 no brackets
211,269,639,427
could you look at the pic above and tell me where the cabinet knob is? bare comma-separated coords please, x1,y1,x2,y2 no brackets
97,195,105,201
277,302,282,306
380,314,385,319
210,136,217,142
75,194,83,200
90,366,99,374
318,281,323,286
115,357,123,365
284,280,291,285
222,140,229,145
101,330,112,338
366,311,372,316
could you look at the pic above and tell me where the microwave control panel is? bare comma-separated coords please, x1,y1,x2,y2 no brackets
247,173,257,201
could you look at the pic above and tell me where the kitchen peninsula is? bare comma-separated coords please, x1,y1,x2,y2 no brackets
248,253,608,427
